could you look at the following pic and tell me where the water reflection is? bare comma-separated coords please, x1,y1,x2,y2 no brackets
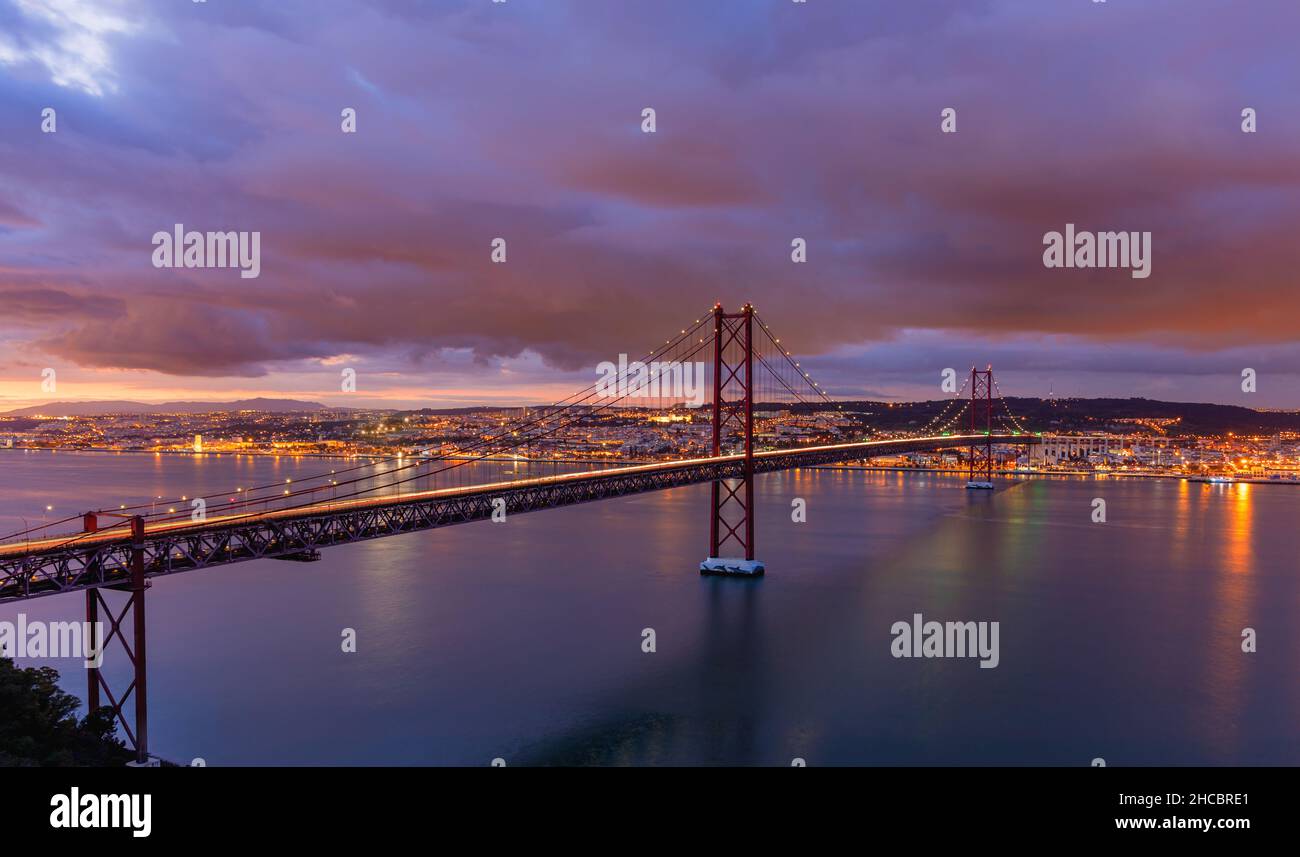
0,451,1296,765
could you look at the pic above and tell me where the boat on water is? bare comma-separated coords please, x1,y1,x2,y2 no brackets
1189,475,1236,484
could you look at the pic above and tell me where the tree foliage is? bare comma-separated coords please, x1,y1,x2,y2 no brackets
0,657,133,766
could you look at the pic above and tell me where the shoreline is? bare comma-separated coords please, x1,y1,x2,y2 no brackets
4,447,1294,485
0,446,656,467
812,463,1298,485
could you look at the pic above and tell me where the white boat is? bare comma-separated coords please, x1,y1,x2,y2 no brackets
965,481,995,490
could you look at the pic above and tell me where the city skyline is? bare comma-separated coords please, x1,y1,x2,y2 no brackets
3,0,1299,409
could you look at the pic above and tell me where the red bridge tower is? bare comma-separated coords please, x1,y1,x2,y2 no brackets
966,366,995,489
701,303,764,575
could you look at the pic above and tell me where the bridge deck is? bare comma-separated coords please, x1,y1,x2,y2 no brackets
0,434,1035,601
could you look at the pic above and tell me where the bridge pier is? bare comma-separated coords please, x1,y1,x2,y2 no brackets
701,304,766,576
700,556,765,576
83,513,100,717
84,513,150,764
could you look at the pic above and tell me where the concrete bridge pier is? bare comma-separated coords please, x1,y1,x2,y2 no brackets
700,557,765,576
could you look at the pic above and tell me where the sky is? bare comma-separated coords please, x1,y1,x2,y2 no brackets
1,0,1298,410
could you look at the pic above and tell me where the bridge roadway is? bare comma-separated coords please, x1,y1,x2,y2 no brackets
0,434,1035,602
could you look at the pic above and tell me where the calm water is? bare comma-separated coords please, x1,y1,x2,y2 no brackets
2,448,1297,765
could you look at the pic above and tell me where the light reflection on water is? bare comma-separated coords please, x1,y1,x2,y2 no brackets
1,449,1297,765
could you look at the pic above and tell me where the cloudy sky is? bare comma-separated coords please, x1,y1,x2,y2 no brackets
1,0,1297,409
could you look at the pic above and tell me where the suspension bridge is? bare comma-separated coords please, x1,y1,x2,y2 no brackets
0,303,1037,762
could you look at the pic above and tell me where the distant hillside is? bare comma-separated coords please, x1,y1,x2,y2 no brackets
1000,397,1300,436
4,398,331,417
780,396,1300,437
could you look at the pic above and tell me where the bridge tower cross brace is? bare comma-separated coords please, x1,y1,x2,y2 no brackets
701,303,764,575
83,512,151,765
